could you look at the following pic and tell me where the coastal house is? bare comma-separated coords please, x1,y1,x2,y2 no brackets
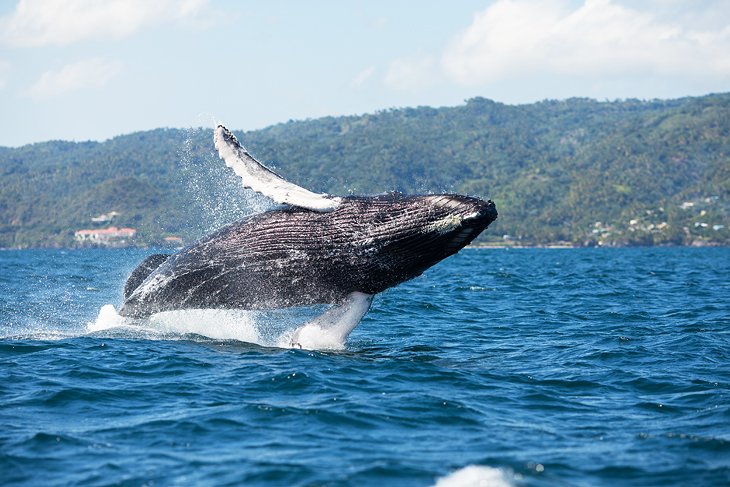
91,211,121,223
163,236,184,248
74,227,137,247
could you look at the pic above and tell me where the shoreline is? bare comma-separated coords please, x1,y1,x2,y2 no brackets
469,241,730,249
2,242,728,251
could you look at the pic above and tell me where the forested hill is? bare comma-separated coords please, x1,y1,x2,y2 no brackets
1,93,729,248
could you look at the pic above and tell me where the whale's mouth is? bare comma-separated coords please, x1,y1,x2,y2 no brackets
445,226,481,251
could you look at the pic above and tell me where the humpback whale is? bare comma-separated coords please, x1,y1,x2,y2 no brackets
119,125,497,347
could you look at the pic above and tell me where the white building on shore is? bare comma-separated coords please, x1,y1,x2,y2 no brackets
74,227,136,247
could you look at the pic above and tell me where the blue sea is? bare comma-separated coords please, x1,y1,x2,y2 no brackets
1,247,728,486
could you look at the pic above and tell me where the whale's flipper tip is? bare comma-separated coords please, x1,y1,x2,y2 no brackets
214,123,341,213
214,124,235,143
285,292,373,350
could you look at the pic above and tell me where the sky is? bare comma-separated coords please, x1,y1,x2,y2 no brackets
0,0,729,147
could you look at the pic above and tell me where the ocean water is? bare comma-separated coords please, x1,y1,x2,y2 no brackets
1,247,728,486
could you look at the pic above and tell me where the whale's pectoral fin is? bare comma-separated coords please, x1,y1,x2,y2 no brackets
289,292,373,350
214,124,341,212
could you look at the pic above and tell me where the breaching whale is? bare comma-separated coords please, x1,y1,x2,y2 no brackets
119,125,497,347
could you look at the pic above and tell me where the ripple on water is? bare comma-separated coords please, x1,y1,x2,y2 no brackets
1,248,729,486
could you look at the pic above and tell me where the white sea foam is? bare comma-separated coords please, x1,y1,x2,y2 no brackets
147,309,261,343
89,304,125,332
433,465,515,487
87,303,351,350
90,304,268,345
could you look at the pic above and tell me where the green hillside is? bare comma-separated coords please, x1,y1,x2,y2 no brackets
1,94,728,248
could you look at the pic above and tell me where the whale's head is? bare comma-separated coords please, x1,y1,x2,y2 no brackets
343,193,497,293
417,194,498,252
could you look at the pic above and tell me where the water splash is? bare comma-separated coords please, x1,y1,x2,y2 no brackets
59,125,366,349
178,126,273,236
433,465,516,487
88,303,348,350
81,127,355,350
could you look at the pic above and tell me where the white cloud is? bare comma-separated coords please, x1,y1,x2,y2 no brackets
371,16,388,30
0,60,10,89
350,66,376,88
384,56,436,90
0,0,211,47
442,0,730,85
28,58,122,100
